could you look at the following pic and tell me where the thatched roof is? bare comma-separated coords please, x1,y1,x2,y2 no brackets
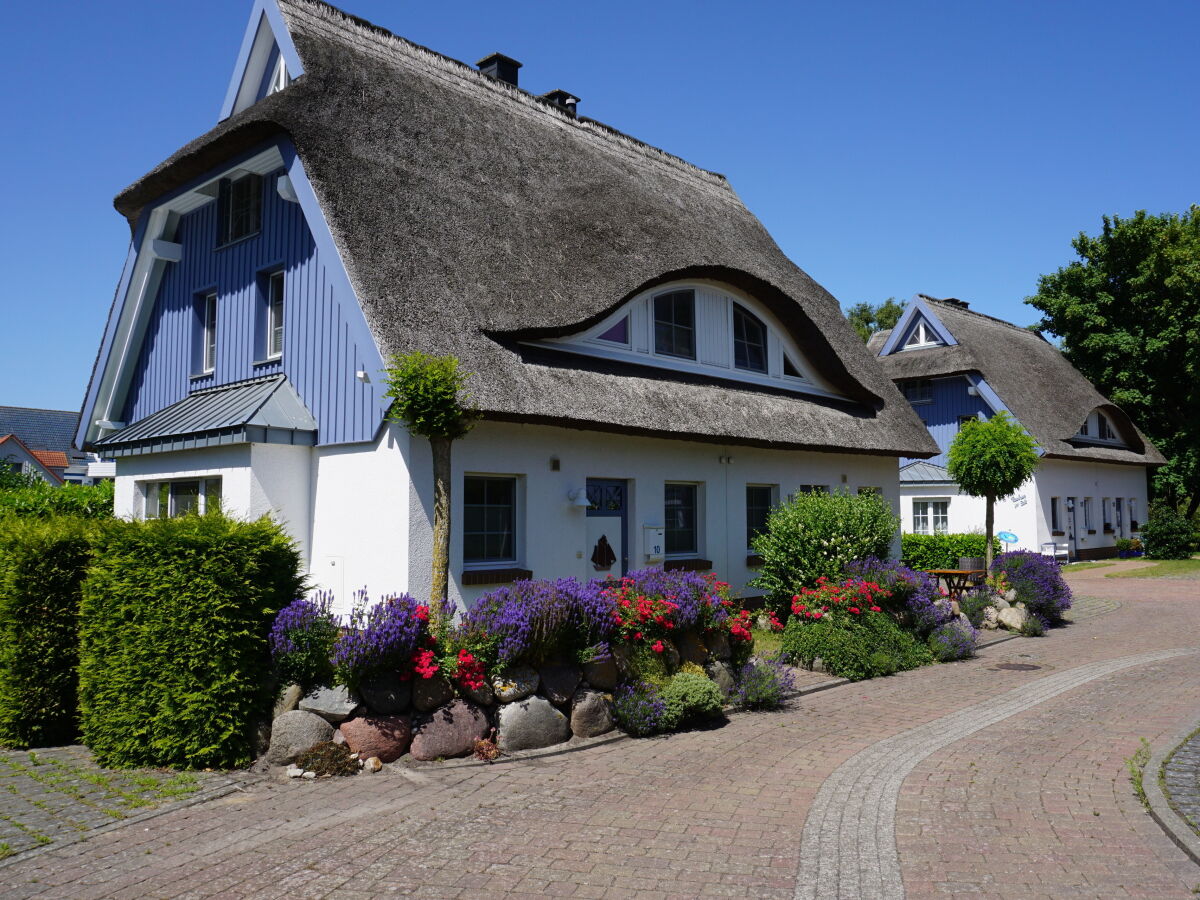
876,298,1165,466
112,0,937,457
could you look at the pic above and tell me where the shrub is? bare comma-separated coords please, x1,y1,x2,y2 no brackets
294,741,359,776
928,621,977,662
0,479,113,519
783,579,932,681
0,516,95,749
1141,506,1196,560
612,681,667,737
269,592,340,690
1020,613,1047,637
957,588,996,629
730,654,796,710
752,490,899,612
332,591,429,690
990,551,1072,623
843,557,950,637
901,533,1001,571
659,672,725,730
78,515,304,769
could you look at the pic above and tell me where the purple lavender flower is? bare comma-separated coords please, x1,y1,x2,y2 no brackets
731,654,796,709
612,681,667,736
991,551,1072,623
845,557,949,636
927,620,977,661
269,591,339,688
608,568,730,630
332,589,427,689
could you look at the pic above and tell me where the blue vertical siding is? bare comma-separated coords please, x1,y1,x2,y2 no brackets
122,170,381,445
901,375,992,466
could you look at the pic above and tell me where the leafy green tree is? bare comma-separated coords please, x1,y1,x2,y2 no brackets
383,353,480,619
1026,207,1200,515
845,298,906,342
947,412,1040,570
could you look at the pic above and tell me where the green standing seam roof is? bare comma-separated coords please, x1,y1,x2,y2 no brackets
899,460,956,484
95,374,317,457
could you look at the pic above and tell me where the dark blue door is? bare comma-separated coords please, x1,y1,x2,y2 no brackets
586,479,628,577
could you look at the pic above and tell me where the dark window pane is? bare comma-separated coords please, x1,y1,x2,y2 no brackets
462,534,486,562
171,481,200,517
733,306,768,373
204,478,222,515
664,484,697,555
597,317,629,344
463,477,486,505
464,475,516,563
746,485,773,547
783,355,802,378
654,291,695,359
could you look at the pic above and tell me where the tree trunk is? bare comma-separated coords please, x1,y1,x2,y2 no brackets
984,493,996,571
1186,492,1200,520
429,436,452,627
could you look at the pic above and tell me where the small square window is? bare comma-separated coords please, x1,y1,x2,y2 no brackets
218,173,263,245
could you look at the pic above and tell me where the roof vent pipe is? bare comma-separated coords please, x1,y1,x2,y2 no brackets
541,89,580,117
477,53,522,87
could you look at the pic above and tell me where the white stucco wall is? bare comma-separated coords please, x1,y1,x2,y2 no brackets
405,421,902,611
900,459,1150,559
114,446,254,519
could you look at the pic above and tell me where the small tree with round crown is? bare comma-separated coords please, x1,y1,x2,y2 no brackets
947,411,1040,570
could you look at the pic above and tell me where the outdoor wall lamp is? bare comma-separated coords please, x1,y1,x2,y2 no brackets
568,488,591,508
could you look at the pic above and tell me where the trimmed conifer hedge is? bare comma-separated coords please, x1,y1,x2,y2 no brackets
78,515,304,769
0,516,95,749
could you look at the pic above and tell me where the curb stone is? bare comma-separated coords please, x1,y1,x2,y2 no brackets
1145,720,1200,867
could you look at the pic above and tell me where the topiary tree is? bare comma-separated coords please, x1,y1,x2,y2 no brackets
947,412,1040,570
383,353,480,621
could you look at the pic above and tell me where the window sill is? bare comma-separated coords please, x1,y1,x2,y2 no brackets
745,554,764,568
252,357,283,368
663,558,713,573
461,567,531,586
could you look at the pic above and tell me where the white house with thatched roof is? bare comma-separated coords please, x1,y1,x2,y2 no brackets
869,295,1165,560
75,0,937,611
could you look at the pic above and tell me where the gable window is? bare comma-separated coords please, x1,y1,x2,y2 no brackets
201,292,218,374
732,305,768,373
664,483,699,556
912,500,948,535
653,291,696,360
463,476,517,565
745,484,776,549
217,173,263,246
267,55,288,95
144,477,221,518
900,379,933,404
267,271,285,359
904,319,940,349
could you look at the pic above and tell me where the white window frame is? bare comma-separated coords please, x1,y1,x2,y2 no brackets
202,292,218,374
267,54,288,95
267,271,285,359
462,474,522,569
912,498,949,535
664,481,702,558
142,477,222,519
903,319,941,350
1083,497,1093,531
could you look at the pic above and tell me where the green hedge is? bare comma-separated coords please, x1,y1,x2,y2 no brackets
79,515,304,769
901,533,1001,570
0,516,95,748
0,479,113,519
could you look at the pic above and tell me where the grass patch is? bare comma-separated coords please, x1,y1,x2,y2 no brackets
1062,562,1115,573
752,628,784,658
1106,559,1200,579
1127,737,1151,811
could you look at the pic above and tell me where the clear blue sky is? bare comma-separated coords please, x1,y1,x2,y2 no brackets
2,0,1196,412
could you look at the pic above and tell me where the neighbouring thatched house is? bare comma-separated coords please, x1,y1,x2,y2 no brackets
869,295,1164,559
76,0,936,610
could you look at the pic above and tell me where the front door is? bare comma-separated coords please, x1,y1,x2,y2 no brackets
586,479,628,578
1066,497,1077,560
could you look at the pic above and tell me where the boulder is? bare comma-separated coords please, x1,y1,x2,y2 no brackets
998,606,1029,632
359,672,411,715
409,700,490,761
497,695,571,752
675,630,709,665
299,685,361,724
982,606,1000,630
993,596,1012,610
332,728,346,745
706,631,732,661
459,678,495,706
539,663,581,707
704,660,736,695
492,666,539,703
581,656,619,690
412,674,455,713
340,715,412,763
570,688,614,738
362,756,383,773
265,710,334,765
1004,588,1018,604
809,657,828,674
273,683,304,718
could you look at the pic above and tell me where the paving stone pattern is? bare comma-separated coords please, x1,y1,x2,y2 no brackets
1164,730,1200,834
2,560,1199,898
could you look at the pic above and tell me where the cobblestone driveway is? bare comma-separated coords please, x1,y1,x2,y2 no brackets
2,562,1198,899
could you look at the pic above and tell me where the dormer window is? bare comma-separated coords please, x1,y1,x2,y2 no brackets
733,305,768,373
903,319,941,350
596,316,629,345
1075,409,1124,445
653,291,696,360
217,173,262,246
1098,415,1115,441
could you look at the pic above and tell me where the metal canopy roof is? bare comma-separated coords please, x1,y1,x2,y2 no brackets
95,374,317,457
899,460,955,484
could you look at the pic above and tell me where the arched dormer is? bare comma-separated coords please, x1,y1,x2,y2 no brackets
1074,408,1128,447
527,280,844,399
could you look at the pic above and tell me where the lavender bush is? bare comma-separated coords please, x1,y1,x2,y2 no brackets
612,681,667,736
332,590,428,689
991,551,1072,623
269,592,339,689
927,620,978,661
615,568,730,631
844,557,951,637
730,653,796,710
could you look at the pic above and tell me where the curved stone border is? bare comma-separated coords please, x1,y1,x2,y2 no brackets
1145,722,1200,866
794,649,1194,900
